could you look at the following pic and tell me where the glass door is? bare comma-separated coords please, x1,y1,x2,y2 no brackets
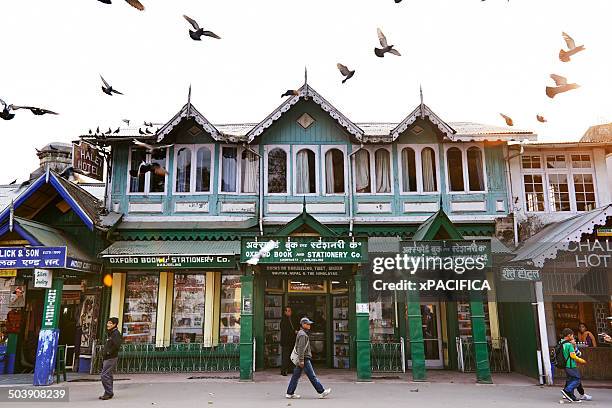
408,303,443,368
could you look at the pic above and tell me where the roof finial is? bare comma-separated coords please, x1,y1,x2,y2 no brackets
9,200,14,232
303,66,309,100
419,84,424,119
187,84,192,117
302,196,307,213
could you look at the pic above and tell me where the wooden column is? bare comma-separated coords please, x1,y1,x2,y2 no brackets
239,274,254,381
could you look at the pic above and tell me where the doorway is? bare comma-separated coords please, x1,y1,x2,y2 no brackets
408,303,444,368
287,295,327,365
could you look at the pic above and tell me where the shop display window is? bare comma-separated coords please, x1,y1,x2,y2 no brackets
122,273,159,343
457,301,491,337
288,280,326,293
332,295,350,368
369,292,396,343
172,274,206,343
264,294,283,367
219,275,241,344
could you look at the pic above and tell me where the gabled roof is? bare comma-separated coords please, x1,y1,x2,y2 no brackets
156,103,223,143
274,206,338,237
412,208,464,241
246,83,364,143
512,204,612,267
0,170,105,231
391,103,456,141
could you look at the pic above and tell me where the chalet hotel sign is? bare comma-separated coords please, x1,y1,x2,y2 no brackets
241,237,368,264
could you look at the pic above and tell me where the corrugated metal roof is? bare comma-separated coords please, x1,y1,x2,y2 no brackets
100,240,241,257
580,123,612,143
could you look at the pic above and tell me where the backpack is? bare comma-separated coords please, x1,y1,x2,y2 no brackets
552,340,569,369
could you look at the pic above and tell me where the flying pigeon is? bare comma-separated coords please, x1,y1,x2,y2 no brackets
246,240,278,265
336,63,355,84
559,32,585,62
375,28,401,58
97,0,145,11
500,113,513,127
546,74,580,98
132,139,173,153
129,161,168,178
100,75,124,96
281,90,299,98
0,98,57,120
183,15,221,41
536,115,547,123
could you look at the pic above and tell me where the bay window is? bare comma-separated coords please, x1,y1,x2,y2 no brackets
467,147,485,191
446,145,486,193
195,147,212,192
399,145,438,193
353,147,393,194
220,145,259,194
447,147,464,192
324,148,345,194
175,147,191,193
128,148,167,194
354,149,371,193
295,148,316,194
172,145,212,193
241,150,259,194
421,147,437,192
375,149,391,193
267,147,288,194
401,147,417,192
221,147,238,193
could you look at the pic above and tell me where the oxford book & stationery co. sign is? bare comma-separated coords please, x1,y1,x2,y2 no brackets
103,254,236,269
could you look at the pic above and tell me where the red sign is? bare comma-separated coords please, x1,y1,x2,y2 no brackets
72,141,104,181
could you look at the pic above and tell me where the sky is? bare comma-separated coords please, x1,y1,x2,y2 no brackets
1,0,612,182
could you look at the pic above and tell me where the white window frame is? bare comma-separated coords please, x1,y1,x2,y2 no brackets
520,151,597,213
172,144,215,195
293,145,320,196
127,147,169,196
321,145,348,196
217,144,259,195
264,145,291,196
352,145,394,196
397,144,440,195
443,143,488,194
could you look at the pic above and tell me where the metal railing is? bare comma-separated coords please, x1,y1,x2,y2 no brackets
91,342,240,374
370,338,405,373
456,337,510,373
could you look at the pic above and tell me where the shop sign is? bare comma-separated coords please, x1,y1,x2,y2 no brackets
66,257,100,273
596,227,612,237
242,297,252,314
400,240,491,266
42,279,63,330
260,264,353,278
34,269,53,288
500,266,541,282
241,237,368,264
72,141,104,181
0,269,17,277
103,254,235,269
0,246,67,269
356,303,369,314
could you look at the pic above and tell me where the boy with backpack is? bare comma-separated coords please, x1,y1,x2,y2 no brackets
554,328,587,403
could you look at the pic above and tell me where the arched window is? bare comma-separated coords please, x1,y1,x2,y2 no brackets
221,146,237,193
175,147,191,193
467,147,485,191
447,147,464,191
421,147,437,192
195,147,211,192
401,147,417,192
267,148,287,194
354,149,371,193
325,149,345,194
241,149,258,193
296,148,316,194
375,148,391,193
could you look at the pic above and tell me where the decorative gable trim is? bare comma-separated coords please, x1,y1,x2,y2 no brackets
156,104,226,143
390,103,456,141
412,208,463,241
246,84,364,143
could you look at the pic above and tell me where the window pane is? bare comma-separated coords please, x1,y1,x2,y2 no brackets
221,147,238,193
447,148,464,191
219,275,241,344
267,148,287,193
369,292,395,343
421,148,437,192
523,174,545,212
573,174,596,211
129,149,146,193
122,273,159,344
241,149,259,193
150,149,167,193
401,148,417,192
375,149,391,193
571,154,591,169
521,155,541,169
172,274,205,343
195,147,211,192
354,149,371,193
175,147,191,193
548,174,570,212
325,149,345,194
546,155,566,169
467,147,485,191
296,148,316,194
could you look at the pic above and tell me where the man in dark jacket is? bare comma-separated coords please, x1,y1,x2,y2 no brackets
100,317,122,400
280,306,296,376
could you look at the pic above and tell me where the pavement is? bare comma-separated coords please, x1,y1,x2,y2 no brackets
0,370,610,407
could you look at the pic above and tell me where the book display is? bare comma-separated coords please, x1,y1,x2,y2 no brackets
457,302,491,337
264,294,283,367
332,295,350,368
122,273,159,343
369,293,395,343
171,274,206,343
219,275,241,344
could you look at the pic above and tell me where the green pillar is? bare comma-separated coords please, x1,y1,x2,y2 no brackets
98,285,111,342
470,293,492,384
239,274,254,381
407,289,426,381
445,302,459,370
354,274,371,381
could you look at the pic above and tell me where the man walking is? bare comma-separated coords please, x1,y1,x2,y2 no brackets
559,328,586,403
100,317,122,400
280,306,296,376
286,317,331,399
